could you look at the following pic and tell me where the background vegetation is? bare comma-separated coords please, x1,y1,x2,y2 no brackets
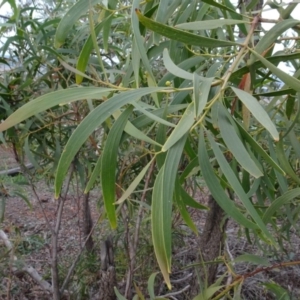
1,0,300,299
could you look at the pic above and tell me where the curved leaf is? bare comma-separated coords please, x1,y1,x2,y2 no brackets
55,87,168,197
198,129,258,229
152,134,187,289
0,88,115,132
249,19,300,65
136,9,240,48
162,102,195,152
208,132,275,244
263,188,300,224
101,107,133,229
54,0,102,48
176,19,247,30
218,108,263,178
231,87,279,141
249,50,300,93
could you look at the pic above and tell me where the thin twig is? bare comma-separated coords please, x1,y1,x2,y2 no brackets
160,285,190,297
11,143,54,234
52,163,75,300
60,214,102,293
124,159,155,297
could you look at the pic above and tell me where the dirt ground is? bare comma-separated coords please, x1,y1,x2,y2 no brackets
1,144,300,299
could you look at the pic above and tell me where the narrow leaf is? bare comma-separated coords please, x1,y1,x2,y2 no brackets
198,129,258,229
231,87,279,141
208,132,274,244
136,9,240,48
249,49,300,93
163,48,193,80
76,18,110,84
218,109,263,178
263,188,300,224
275,138,300,185
132,101,175,127
132,0,156,85
162,102,195,152
152,134,188,289
55,87,168,197
176,19,247,30
174,177,198,234
54,0,101,47
194,75,213,117
101,107,133,229
115,158,155,205
0,88,115,132
234,254,270,266
148,272,158,300
249,19,300,65
85,154,102,193
236,122,285,175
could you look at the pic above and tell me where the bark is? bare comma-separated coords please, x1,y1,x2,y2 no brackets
199,195,228,285
189,195,228,297
82,192,94,252
92,236,116,300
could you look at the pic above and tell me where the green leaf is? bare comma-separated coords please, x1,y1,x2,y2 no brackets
114,287,128,300
124,120,162,146
132,101,175,127
249,19,300,65
234,254,270,266
232,52,300,81
76,18,110,84
249,50,300,93
115,158,155,205
263,188,300,224
0,88,115,132
54,0,101,48
136,9,239,48
55,87,168,198
218,108,263,178
174,177,198,234
176,19,247,30
236,122,285,175
163,48,193,80
193,285,225,300
194,74,213,118
85,154,102,193
198,129,258,229
275,138,300,185
132,0,156,86
24,137,41,171
148,272,158,300
158,56,205,86
101,107,133,229
152,134,188,289
131,104,188,129
231,87,279,141
115,108,162,146
162,102,195,152
180,186,208,210
208,132,275,244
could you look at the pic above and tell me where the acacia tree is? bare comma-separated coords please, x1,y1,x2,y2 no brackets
1,0,300,299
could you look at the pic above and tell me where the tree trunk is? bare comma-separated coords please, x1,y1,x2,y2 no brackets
92,236,116,300
82,192,94,252
189,195,228,297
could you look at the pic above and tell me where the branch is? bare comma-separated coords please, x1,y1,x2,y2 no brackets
0,230,52,293
0,163,33,176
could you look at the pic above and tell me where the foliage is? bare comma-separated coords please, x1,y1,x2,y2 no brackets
1,0,300,299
